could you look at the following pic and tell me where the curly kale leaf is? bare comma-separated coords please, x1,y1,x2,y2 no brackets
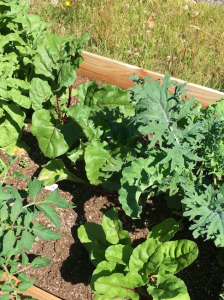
131,74,205,172
182,184,224,247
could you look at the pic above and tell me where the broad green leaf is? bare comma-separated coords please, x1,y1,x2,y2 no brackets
29,78,52,110
78,82,135,117
102,207,131,245
18,273,35,292
148,218,179,243
85,140,111,185
31,110,80,158
38,159,86,186
57,63,76,91
129,238,163,277
67,104,99,141
105,244,133,265
36,204,60,229
93,272,142,300
90,261,122,292
162,240,198,273
7,88,31,109
147,274,188,300
30,256,51,269
78,223,110,266
0,104,25,148
28,178,43,200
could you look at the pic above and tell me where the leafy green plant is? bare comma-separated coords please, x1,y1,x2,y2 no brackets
0,0,88,153
0,155,28,185
37,73,224,247
0,177,73,299
37,81,138,190
78,207,198,300
181,183,224,247
19,158,28,168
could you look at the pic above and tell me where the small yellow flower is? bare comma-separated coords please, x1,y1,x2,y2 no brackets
65,1,70,6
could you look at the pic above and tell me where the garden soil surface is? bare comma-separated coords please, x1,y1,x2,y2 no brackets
1,75,224,300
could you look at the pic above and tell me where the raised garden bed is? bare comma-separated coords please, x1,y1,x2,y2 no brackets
1,71,224,300
2,2,224,300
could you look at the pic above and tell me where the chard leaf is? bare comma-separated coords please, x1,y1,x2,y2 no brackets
78,82,134,117
7,88,31,109
129,238,163,279
162,240,198,273
31,109,80,158
147,274,189,300
0,104,25,148
38,159,86,186
90,261,124,291
29,78,52,110
148,218,179,243
78,223,110,266
93,273,142,300
67,104,98,140
85,140,111,185
102,207,131,245
105,244,133,265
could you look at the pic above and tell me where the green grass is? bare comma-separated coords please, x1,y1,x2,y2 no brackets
30,0,224,92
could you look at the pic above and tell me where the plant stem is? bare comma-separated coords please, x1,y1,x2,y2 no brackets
56,94,62,120
63,85,72,124
3,264,19,300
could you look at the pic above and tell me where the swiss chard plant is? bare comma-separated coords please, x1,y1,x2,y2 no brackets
0,176,73,299
38,81,138,190
78,207,198,300
0,0,88,153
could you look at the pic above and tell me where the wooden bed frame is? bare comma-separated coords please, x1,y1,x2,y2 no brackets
77,51,224,108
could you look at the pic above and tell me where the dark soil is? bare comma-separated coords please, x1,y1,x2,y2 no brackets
1,75,224,300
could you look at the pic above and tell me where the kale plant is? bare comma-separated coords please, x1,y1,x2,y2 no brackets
0,0,88,153
78,207,198,300
0,177,73,299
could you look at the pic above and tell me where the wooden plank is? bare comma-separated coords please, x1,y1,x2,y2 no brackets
77,51,224,108
0,273,61,300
